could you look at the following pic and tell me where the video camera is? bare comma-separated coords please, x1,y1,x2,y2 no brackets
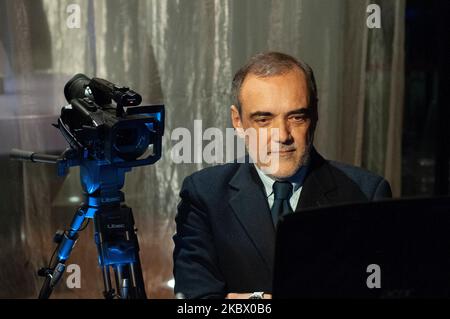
57,74,164,169
10,74,165,298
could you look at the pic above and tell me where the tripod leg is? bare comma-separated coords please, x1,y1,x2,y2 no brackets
112,263,146,299
114,264,130,299
94,205,147,299
96,234,116,299
129,261,147,299
38,206,88,299
101,266,115,299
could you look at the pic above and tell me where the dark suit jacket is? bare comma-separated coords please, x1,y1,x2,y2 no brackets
173,148,392,298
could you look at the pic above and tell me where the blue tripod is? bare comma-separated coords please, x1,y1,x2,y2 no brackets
11,149,147,299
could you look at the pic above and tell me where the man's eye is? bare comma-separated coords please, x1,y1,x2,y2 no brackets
290,116,306,122
255,118,270,124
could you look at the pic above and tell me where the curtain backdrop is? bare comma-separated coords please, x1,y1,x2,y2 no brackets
0,0,404,298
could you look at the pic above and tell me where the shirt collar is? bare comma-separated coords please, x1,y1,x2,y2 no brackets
254,164,309,198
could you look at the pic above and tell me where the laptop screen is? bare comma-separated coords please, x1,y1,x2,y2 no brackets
273,196,450,298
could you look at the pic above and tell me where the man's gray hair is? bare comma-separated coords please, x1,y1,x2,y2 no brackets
231,51,319,129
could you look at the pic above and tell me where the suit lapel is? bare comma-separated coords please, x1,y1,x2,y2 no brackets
295,148,338,211
228,163,275,273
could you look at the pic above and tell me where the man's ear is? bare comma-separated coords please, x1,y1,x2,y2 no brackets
231,105,245,138
230,105,242,130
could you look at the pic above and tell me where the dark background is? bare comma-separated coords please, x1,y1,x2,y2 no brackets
402,0,450,196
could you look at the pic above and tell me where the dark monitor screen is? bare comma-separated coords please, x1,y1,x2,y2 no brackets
273,196,450,298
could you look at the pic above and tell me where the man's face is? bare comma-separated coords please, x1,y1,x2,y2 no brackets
231,67,313,180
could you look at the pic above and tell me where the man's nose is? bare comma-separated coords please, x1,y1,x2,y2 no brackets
273,120,292,144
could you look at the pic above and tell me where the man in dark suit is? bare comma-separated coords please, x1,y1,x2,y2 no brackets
173,52,392,299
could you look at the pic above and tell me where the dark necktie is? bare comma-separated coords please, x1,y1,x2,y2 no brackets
271,181,294,228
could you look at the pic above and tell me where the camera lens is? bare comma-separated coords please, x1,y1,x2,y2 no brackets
113,124,151,161
115,128,137,147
